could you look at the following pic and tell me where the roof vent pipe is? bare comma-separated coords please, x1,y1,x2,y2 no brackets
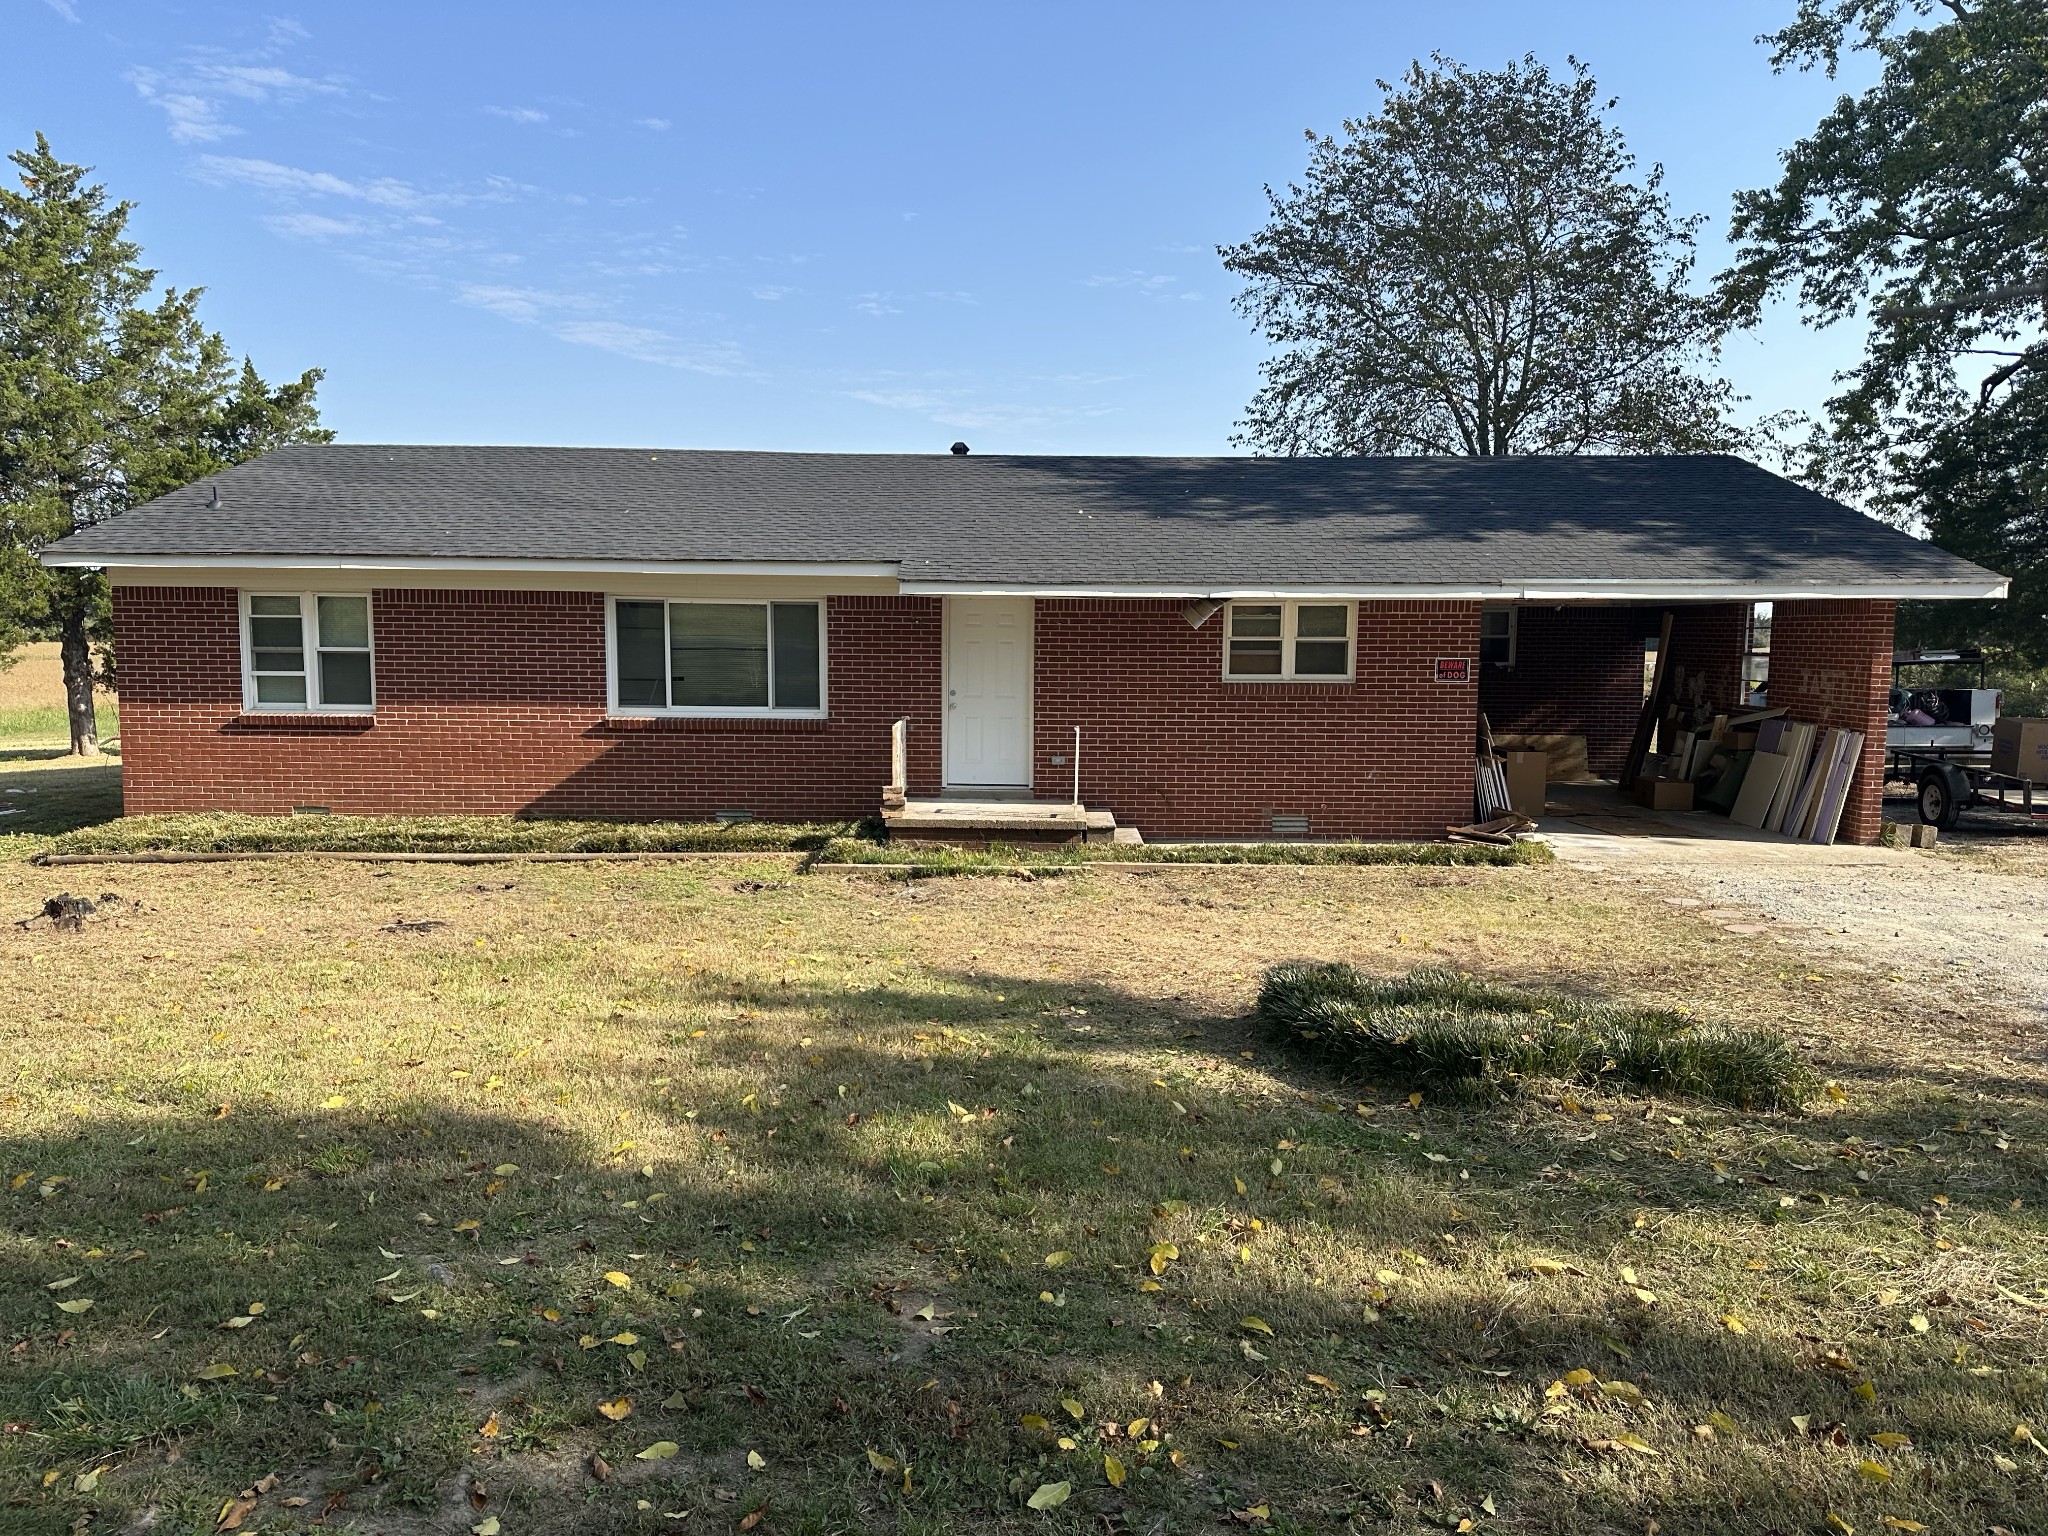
949,441,969,456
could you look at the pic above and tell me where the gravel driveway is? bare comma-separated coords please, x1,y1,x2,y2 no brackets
1542,810,2047,1022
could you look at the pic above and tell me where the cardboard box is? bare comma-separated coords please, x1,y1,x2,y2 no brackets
1633,777,1694,812
1991,717,2048,780
1501,750,1548,819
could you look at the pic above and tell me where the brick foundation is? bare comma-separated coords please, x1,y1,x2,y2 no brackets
1764,598,1895,846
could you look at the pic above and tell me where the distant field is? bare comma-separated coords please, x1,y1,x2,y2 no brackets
0,640,118,745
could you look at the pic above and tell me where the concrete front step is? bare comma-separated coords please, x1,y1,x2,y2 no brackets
881,797,1121,848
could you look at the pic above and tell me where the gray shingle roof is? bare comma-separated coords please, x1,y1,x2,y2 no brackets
43,444,2003,593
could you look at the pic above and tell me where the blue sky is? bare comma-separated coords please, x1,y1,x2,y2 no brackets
15,2,1873,454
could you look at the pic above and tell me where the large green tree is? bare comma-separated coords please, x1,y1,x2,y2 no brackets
0,134,330,755
1220,55,1742,456
1724,0,2048,660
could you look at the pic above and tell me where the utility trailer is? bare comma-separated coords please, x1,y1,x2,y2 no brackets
1890,746,2045,831
1882,647,2046,829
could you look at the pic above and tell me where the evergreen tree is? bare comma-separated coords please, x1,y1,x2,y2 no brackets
0,134,330,754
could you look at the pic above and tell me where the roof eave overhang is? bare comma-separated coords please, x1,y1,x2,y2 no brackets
900,577,2012,602
39,552,901,579
36,551,2010,602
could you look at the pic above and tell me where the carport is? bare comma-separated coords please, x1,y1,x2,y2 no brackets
1479,597,1901,845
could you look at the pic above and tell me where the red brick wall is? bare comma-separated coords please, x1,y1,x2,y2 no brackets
110,586,944,819
1032,600,1479,839
111,586,1487,837
1664,602,1752,716
1764,598,1895,845
1477,606,1654,776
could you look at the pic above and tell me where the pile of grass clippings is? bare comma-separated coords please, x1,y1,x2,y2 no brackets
1257,963,1810,1108
46,813,850,856
813,837,1549,872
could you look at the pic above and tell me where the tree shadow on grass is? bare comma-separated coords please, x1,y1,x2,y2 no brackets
0,753,122,843
5,956,2044,1535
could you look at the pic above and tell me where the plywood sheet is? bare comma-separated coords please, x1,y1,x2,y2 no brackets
1731,751,1788,828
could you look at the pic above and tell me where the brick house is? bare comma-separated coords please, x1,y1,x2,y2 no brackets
42,446,2004,844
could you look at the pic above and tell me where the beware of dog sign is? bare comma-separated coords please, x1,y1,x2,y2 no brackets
1434,658,1471,683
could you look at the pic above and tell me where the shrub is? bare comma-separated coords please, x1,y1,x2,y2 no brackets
1256,963,1808,1108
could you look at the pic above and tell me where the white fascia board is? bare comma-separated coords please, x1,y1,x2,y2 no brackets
1513,578,2010,601
900,581,1507,599
42,551,901,579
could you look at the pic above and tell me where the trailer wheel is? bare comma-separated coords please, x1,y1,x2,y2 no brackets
1917,764,1969,830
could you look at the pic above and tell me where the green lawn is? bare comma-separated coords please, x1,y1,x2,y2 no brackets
1,746,2044,1534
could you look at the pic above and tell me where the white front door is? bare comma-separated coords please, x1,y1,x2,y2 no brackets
944,597,1033,788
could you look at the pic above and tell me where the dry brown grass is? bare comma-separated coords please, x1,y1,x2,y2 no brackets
3,817,2045,1533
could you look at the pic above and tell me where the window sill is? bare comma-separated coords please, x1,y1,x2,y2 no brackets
228,712,376,732
598,713,831,733
1221,677,1356,686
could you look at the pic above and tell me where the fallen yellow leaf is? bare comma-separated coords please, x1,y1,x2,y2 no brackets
1104,1452,1126,1488
597,1397,632,1422
1027,1481,1072,1510
603,1270,632,1290
1239,1316,1274,1336
635,1441,679,1461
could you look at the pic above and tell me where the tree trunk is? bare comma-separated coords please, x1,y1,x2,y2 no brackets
58,594,100,758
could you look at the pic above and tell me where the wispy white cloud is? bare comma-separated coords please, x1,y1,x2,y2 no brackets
195,154,430,210
636,116,672,131
128,46,344,144
848,384,1114,434
43,0,80,23
750,284,796,301
1083,269,1201,301
262,210,370,240
486,105,549,124
457,285,739,374
852,292,903,316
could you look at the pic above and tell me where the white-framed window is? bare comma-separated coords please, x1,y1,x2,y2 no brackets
1222,601,1356,682
607,597,826,717
240,592,375,712
1479,605,1518,668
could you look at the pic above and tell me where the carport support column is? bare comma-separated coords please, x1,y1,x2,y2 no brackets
1765,599,1895,846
